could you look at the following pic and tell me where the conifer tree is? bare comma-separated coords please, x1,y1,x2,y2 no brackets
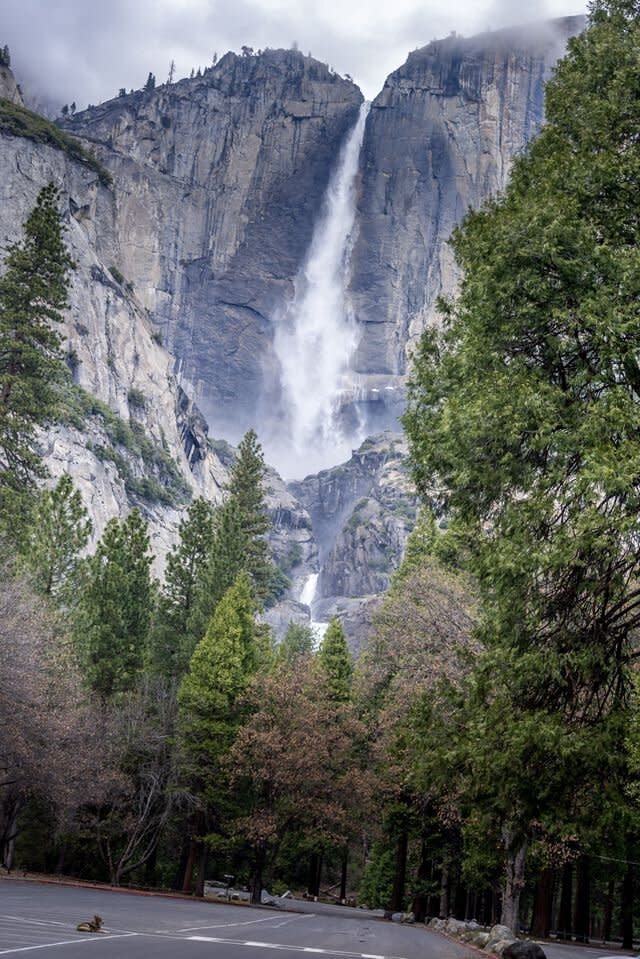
404,0,640,931
276,621,315,665
0,184,74,501
151,497,215,678
178,572,267,879
19,473,92,599
317,618,352,704
77,509,154,699
192,430,274,637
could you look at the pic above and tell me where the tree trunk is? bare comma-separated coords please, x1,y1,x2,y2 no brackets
182,837,197,893
412,840,430,923
573,857,590,944
250,844,266,905
602,879,614,943
340,846,349,903
531,869,554,938
557,864,573,940
308,851,323,898
194,841,208,898
390,828,408,912
500,827,528,935
439,858,450,918
621,864,634,950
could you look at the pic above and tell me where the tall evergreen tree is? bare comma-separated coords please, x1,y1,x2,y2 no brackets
317,618,352,704
19,473,92,599
76,509,154,699
178,572,267,883
192,430,274,638
404,0,640,930
151,497,215,679
0,184,74,502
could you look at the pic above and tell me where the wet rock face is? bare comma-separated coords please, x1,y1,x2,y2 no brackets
349,17,585,408
62,51,363,437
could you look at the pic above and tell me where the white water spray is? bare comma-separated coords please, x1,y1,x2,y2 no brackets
299,573,329,645
269,102,370,479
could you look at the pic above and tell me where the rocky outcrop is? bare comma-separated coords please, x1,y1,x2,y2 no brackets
349,17,585,426
0,64,23,105
0,128,228,568
289,434,418,650
61,52,363,437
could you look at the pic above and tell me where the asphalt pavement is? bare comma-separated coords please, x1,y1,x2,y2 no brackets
0,880,476,959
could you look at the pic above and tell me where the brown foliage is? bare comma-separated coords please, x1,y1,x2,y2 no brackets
231,658,369,855
0,572,98,864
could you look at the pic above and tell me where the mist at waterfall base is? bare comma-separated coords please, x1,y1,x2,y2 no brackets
261,103,370,481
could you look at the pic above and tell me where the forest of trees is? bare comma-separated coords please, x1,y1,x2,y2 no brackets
1,0,640,946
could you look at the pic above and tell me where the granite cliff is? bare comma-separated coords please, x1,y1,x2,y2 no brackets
61,51,363,439
349,17,585,427
0,20,587,642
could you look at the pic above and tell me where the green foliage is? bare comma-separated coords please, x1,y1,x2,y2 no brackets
317,618,353,704
0,99,112,186
193,430,274,635
56,380,190,507
276,621,315,665
108,265,125,285
75,509,154,699
0,45,10,68
359,842,395,909
0,183,74,506
403,0,640,921
178,572,266,834
19,473,92,599
127,387,146,411
151,497,216,679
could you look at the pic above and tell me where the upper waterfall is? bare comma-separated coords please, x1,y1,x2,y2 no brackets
266,102,370,479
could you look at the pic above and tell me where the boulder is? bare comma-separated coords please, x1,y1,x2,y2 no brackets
486,925,517,951
492,940,518,957
503,943,547,959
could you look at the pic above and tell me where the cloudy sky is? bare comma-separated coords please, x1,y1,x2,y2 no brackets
3,0,587,110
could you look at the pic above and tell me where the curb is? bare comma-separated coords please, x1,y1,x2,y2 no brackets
0,873,265,908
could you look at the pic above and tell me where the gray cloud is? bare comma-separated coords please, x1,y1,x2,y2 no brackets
1,0,587,111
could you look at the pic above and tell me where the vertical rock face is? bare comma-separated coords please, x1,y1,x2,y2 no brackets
349,17,585,416
0,126,228,568
0,64,23,104
62,52,363,437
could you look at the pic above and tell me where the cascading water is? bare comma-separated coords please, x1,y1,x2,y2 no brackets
267,102,370,479
299,573,329,646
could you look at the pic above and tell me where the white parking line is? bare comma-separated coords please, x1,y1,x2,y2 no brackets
177,914,314,933
187,936,398,959
0,933,138,955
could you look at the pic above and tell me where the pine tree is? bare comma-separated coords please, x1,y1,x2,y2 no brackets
317,618,352,704
144,72,156,92
76,509,154,699
178,572,266,866
192,430,274,638
19,473,92,599
151,497,215,678
0,184,74,500
277,621,315,665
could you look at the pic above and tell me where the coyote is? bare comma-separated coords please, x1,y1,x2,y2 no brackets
76,915,103,933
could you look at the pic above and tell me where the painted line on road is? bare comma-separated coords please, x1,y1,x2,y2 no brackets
177,914,315,933
0,933,138,955
0,918,70,929
188,936,402,959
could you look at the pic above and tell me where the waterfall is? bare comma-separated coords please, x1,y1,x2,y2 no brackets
268,102,370,479
299,573,329,645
